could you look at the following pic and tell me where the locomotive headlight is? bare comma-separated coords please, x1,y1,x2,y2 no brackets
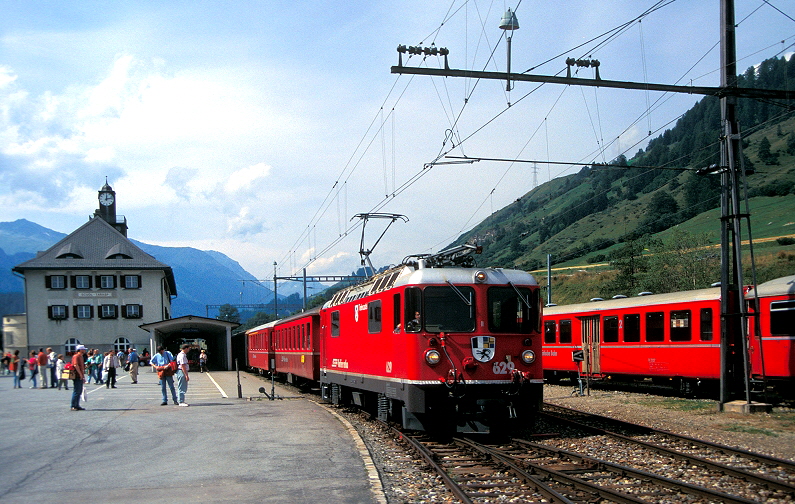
474,270,487,283
521,350,536,364
425,349,441,366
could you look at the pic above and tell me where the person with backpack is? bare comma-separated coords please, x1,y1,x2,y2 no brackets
151,346,178,406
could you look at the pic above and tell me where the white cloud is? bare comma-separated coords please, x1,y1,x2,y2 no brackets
225,163,272,194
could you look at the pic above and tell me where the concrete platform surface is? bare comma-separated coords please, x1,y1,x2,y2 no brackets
0,368,383,503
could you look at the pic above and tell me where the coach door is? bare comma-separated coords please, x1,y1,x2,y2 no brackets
580,316,601,375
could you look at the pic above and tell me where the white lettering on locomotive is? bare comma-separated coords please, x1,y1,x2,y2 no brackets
332,358,349,369
386,361,393,373
492,361,516,374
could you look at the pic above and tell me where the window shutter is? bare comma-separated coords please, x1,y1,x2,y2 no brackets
138,305,143,318
45,276,52,288
70,276,77,288
48,306,53,319
72,305,78,318
90,305,94,318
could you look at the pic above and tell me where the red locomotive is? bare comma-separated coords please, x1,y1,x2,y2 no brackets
542,274,795,396
247,245,544,432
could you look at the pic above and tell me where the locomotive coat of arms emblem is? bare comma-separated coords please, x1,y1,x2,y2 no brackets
471,336,496,363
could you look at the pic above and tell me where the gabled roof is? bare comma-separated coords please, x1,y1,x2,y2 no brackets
12,216,177,295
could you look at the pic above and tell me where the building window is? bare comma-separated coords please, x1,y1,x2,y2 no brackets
99,275,116,289
47,275,66,289
65,338,81,354
72,275,92,289
75,305,93,319
123,304,142,319
123,275,141,289
113,338,131,354
49,305,68,320
100,304,117,319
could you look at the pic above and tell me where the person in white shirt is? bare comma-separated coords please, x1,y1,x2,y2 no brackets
103,350,120,388
175,344,191,407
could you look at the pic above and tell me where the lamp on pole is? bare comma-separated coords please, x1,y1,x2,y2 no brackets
499,8,519,92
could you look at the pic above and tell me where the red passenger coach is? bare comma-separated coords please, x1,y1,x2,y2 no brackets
247,309,321,385
543,288,723,395
542,274,795,397
319,246,544,433
747,274,795,387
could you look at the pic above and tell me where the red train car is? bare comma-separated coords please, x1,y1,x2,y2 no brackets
543,287,722,394
319,246,544,433
247,308,321,386
543,274,795,396
747,274,795,387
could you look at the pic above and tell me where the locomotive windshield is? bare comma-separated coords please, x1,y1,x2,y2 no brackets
409,286,476,333
488,286,536,334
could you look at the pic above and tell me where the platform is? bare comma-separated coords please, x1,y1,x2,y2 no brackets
0,368,384,503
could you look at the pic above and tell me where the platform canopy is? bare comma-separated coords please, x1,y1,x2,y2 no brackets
140,315,240,370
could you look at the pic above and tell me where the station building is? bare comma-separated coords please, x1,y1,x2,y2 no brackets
11,182,177,357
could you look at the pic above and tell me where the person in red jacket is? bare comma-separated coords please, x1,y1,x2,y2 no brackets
71,345,87,411
37,349,49,389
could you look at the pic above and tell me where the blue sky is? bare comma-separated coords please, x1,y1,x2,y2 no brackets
1,1,793,280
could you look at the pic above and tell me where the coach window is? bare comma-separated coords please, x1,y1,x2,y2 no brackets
331,311,340,337
623,314,641,342
646,312,664,342
544,321,557,343
404,287,422,332
770,300,795,336
560,319,572,343
368,300,382,334
699,308,714,341
669,310,691,341
603,316,619,342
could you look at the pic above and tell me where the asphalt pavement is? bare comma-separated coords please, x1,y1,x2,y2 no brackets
0,367,384,503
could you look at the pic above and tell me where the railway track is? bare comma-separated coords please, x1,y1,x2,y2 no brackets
541,402,795,500
387,426,765,502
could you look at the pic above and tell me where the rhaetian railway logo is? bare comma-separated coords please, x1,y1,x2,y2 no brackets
471,336,496,363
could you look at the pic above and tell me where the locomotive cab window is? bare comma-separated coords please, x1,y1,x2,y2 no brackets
393,293,401,333
646,311,664,342
424,285,476,333
669,310,692,341
623,314,640,342
770,300,795,336
544,320,556,343
404,287,422,332
560,319,572,343
488,286,535,333
603,316,619,342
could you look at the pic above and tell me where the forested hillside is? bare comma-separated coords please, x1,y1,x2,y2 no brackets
450,54,795,296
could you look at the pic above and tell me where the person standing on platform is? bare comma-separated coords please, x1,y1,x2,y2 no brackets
199,350,207,373
28,351,38,388
127,348,139,384
151,346,178,406
47,347,57,388
103,350,120,388
175,344,190,407
11,350,22,388
56,354,69,390
71,345,87,411
37,348,48,389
